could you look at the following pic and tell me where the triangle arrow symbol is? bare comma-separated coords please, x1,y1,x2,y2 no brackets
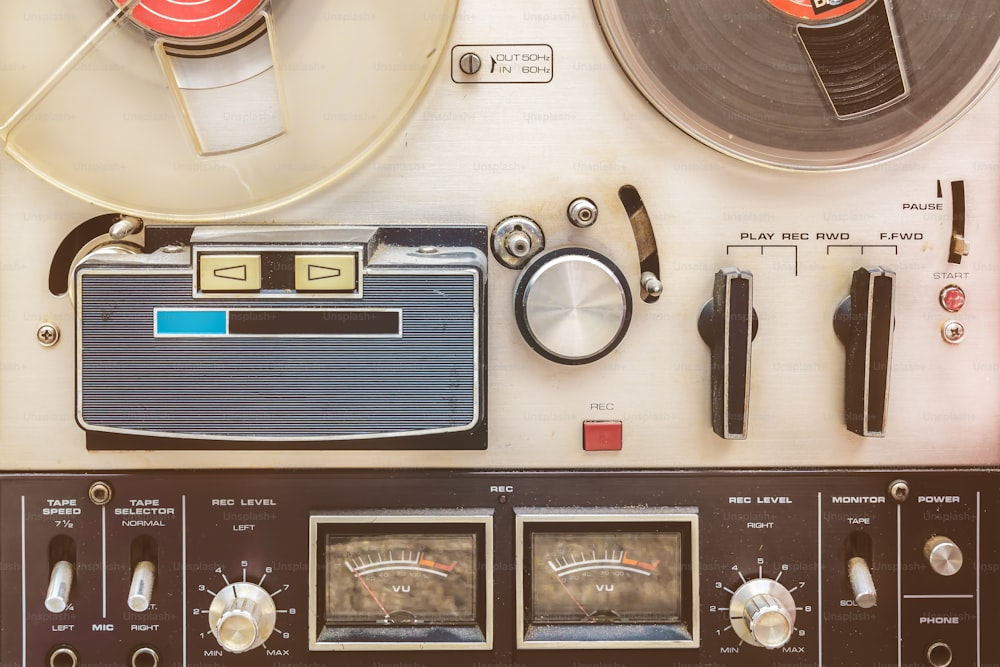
213,264,248,281
308,264,342,281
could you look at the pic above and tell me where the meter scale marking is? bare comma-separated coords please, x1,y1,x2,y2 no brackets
548,550,660,577
345,552,458,577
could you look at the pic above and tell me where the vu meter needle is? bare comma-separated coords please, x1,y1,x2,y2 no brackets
353,571,391,620
0,0,144,142
551,569,590,619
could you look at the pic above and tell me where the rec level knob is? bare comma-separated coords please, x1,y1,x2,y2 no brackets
513,247,632,364
208,582,277,653
729,578,797,649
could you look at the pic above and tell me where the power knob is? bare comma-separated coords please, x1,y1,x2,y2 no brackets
513,247,632,364
208,582,277,653
924,535,963,576
729,579,797,649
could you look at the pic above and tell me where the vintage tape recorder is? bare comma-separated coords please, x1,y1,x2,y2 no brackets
2,1,1000,665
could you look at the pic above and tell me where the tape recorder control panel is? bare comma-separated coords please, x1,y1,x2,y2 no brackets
2,0,1000,665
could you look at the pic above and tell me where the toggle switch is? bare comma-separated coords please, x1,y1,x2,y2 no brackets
128,560,156,612
948,180,969,264
834,266,895,437
698,268,758,439
45,560,74,613
847,556,877,608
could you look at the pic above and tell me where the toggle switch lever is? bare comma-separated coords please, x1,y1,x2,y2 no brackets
847,556,877,608
45,560,74,613
698,268,758,439
834,266,895,437
128,560,156,612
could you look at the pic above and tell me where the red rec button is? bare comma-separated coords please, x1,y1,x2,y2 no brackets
583,420,623,451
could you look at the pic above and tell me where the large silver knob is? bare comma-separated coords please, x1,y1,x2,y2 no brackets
729,578,797,649
208,582,277,653
513,247,632,364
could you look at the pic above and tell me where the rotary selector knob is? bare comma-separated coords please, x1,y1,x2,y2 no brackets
208,582,277,654
729,578,797,649
513,247,632,364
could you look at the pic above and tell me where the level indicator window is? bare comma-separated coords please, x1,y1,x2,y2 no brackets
309,513,492,651
516,511,698,649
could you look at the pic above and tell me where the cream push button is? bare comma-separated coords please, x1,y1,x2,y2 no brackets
199,255,261,292
294,254,357,292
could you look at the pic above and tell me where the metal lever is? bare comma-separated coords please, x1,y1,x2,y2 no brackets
698,268,758,439
834,266,895,437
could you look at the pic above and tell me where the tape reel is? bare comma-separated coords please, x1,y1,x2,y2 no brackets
594,0,1000,170
0,0,456,220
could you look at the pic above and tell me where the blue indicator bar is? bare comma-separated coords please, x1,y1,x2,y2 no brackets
155,310,227,336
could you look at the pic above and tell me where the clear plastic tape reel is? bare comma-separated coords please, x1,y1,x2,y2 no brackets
0,0,457,220
594,0,1000,170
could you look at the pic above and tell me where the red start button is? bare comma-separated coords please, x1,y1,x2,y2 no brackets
583,420,623,452
116,0,266,39
939,285,966,313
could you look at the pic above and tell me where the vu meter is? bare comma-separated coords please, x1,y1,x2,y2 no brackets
516,510,698,649
308,513,493,651
327,535,475,625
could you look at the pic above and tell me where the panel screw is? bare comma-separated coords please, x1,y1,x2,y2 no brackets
36,323,60,347
459,52,482,75
942,320,965,344
889,479,909,503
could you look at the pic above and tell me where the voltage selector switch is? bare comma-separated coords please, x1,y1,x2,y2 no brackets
834,266,895,437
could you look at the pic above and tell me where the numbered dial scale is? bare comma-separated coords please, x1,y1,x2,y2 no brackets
712,558,815,652
308,513,493,651
516,511,698,649
195,563,295,655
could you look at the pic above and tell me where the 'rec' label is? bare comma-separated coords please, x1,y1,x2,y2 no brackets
766,0,871,21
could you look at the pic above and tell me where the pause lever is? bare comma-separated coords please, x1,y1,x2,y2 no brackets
835,267,895,437
699,268,758,439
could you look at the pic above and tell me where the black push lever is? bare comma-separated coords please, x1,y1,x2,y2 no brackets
834,266,895,437
699,268,758,439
